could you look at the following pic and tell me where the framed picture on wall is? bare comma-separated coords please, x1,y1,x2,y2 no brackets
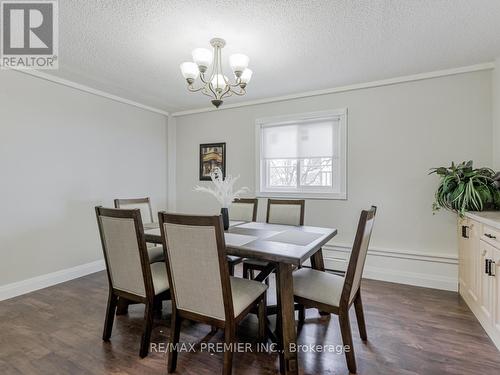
199,142,226,180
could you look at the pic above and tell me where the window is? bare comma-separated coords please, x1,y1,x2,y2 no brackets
256,109,347,199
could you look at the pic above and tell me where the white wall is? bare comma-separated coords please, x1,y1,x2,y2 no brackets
0,70,168,292
493,58,500,170
174,70,493,291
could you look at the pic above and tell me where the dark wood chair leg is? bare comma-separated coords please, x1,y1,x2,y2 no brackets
243,263,249,279
140,302,154,358
153,296,163,314
258,293,267,342
310,249,330,316
339,309,356,374
102,290,118,341
354,292,367,341
223,323,235,375
297,304,305,325
168,309,181,373
116,296,130,315
229,263,235,276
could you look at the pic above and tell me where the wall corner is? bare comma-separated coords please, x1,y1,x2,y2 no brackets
167,114,177,211
493,57,500,171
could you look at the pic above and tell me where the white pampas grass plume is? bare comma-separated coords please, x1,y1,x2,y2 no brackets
194,167,249,208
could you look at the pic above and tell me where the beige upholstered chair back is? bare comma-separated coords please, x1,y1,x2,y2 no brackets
266,199,305,226
160,214,230,321
343,206,377,305
95,207,149,298
114,198,153,224
229,198,258,222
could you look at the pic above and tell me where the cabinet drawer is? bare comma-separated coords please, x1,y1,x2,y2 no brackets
481,225,500,248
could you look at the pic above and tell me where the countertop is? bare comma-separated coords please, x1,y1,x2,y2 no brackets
464,211,500,230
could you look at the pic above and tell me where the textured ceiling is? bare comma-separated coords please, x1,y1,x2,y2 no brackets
48,0,500,112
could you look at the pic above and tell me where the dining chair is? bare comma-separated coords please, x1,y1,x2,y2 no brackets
242,199,305,282
227,198,258,276
95,206,170,358
158,212,268,375
229,198,258,222
114,197,154,223
292,206,377,374
114,197,164,263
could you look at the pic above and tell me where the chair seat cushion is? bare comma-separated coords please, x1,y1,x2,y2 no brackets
230,276,268,317
243,258,270,268
147,245,165,263
227,255,243,264
293,268,344,308
150,262,169,295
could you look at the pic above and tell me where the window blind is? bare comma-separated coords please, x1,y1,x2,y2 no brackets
261,118,339,159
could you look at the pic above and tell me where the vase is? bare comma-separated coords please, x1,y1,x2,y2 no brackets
221,207,229,230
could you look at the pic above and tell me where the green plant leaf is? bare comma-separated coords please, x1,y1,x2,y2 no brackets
429,160,500,215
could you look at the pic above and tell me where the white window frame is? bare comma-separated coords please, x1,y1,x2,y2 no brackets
255,108,347,200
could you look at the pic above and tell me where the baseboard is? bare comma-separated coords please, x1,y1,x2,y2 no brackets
0,244,458,301
360,263,458,292
322,244,458,292
0,259,106,301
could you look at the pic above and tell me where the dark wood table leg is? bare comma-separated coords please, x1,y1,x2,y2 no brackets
276,262,298,375
310,248,329,316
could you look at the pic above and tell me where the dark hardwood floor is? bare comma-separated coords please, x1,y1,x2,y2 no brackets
1,267,499,375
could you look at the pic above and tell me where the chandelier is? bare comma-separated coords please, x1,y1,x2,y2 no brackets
180,38,252,108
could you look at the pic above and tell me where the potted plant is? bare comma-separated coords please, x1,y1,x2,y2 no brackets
194,167,249,229
429,160,500,216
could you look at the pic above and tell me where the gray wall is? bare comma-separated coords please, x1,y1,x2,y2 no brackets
0,70,168,286
174,71,492,259
493,58,500,170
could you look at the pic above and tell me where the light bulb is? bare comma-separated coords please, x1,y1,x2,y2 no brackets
211,74,227,91
240,68,253,84
192,48,212,70
229,53,249,74
180,62,199,81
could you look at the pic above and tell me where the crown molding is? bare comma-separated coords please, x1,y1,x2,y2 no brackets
10,62,494,118
12,69,170,116
172,62,495,117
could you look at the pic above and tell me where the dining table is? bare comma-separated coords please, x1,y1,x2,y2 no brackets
144,220,337,375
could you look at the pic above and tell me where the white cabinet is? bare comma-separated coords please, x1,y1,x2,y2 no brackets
479,240,494,320
458,215,500,350
458,217,479,302
458,217,468,292
493,248,500,339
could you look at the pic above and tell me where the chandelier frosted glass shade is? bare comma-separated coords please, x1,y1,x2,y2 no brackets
229,53,249,74
180,62,199,81
240,68,253,84
192,48,212,70
211,74,228,91
180,38,252,108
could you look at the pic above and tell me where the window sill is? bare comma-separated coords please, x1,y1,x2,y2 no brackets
256,191,347,200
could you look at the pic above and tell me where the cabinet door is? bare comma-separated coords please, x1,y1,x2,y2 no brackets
459,220,480,303
468,221,480,302
492,248,500,338
458,218,470,295
479,240,494,320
